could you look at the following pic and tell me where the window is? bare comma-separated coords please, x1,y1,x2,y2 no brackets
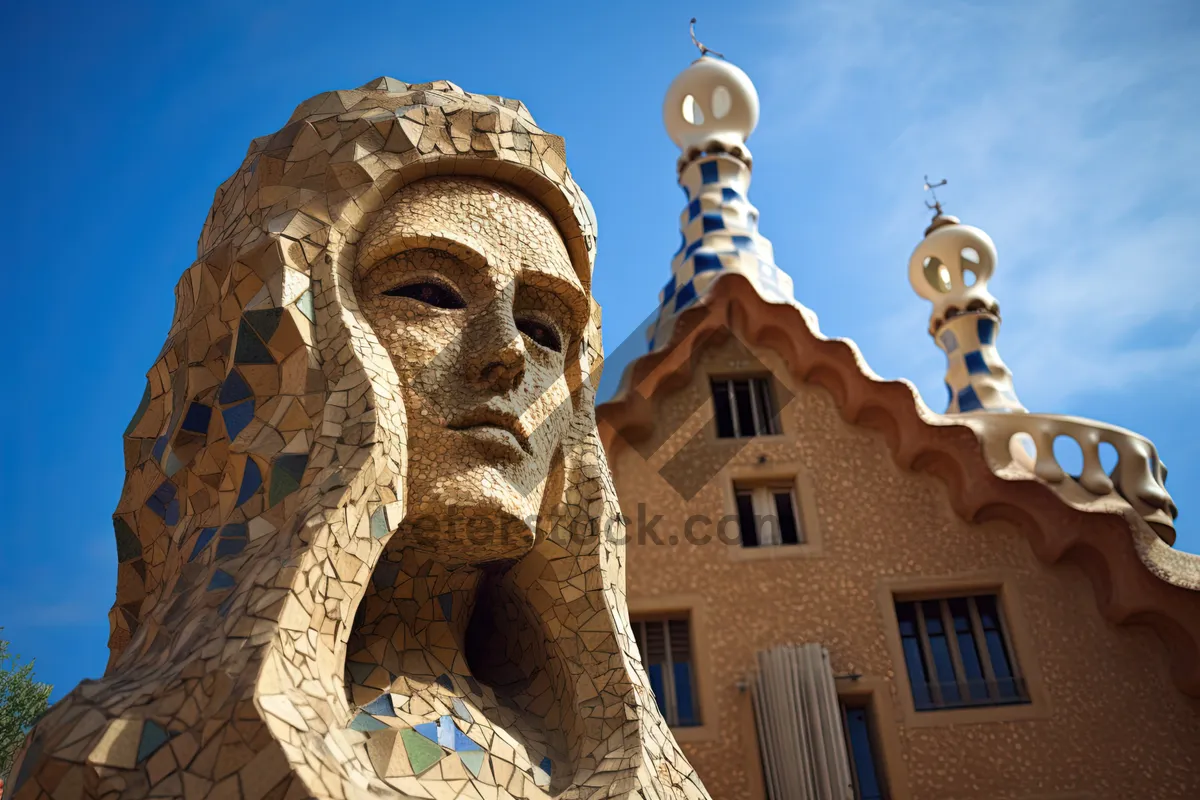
894,594,1027,711
631,616,700,726
712,376,779,438
840,700,887,800
734,482,802,547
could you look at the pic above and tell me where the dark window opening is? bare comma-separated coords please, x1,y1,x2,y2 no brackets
840,700,888,800
632,616,701,727
734,483,803,548
712,377,780,438
894,593,1028,711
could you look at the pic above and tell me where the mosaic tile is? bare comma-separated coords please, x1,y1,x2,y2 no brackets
136,721,171,764
236,459,262,506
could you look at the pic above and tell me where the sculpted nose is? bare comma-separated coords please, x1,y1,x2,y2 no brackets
468,302,527,393
479,341,526,392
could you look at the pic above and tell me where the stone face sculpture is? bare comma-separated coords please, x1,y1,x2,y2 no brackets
7,78,709,800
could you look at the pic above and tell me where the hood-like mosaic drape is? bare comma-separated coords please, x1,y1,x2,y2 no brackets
8,77,708,800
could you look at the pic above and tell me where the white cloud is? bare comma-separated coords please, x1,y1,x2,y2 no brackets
752,0,1200,409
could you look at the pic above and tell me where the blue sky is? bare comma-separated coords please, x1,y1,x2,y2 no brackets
2,0,1197,701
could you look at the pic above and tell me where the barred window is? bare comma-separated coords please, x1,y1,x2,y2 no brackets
712,376,779,438
632,616,700,727
895,594,1028,711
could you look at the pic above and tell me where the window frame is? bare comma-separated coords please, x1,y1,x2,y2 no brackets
733,481,804,547
879,574,1049,728
631,614,702,728
839,695,890,800
894,592,1028,711
711,375,781,439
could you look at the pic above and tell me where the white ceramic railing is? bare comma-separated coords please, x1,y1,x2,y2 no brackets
956,412,1178,540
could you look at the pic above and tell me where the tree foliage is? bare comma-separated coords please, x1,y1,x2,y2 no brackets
0,631,52,781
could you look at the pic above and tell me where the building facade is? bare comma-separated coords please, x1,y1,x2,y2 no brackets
598,51,1200,800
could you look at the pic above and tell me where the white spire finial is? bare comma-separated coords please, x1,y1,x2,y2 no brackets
663,24,759,169
648,38,794,351
908,191,1024,414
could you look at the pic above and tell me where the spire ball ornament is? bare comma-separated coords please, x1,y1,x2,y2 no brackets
663,20,759,166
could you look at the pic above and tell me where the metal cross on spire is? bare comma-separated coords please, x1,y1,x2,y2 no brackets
689,18,725,59
923,175,948,215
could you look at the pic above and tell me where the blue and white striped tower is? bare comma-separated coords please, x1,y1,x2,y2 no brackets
909,211,1025,414
648,53,795,351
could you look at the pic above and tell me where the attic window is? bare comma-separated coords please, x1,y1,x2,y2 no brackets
712,376,780,438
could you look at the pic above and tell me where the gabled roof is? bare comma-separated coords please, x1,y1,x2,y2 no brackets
597,273,1200,698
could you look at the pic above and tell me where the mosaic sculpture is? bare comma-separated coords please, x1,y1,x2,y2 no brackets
6,78,709,800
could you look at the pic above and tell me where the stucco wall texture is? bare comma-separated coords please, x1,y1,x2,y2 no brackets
606,336,1200,800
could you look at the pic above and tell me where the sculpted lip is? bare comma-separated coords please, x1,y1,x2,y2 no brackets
446,408,532,456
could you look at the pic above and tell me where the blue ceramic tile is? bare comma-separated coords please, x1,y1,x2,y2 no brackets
437,716,456,749
957,386,983,412
661,275,676,303
964,350,989,375
362,694,395,717
700,160,719,184
451,698,474,723
216,537,246,558
146,481,177,520
693,253,721,273
674,281,697,311
701,212,724,233
731,235,755,252
453,728,481,752
237,458,262,506
189,527,218,562
414,721,439,742
219,369,253,405
977,316,996,345
207,569,235,591
222,399,255,440
180,403,212,434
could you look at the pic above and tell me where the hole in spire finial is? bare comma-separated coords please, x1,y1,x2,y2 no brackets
689,17,725,59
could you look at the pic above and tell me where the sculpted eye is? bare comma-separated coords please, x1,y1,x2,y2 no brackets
382,281,466,309
516,317,562,353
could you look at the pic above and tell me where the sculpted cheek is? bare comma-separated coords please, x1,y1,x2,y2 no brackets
520,369,572,443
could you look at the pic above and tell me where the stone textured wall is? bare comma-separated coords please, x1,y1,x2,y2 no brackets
608,335,1200,800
